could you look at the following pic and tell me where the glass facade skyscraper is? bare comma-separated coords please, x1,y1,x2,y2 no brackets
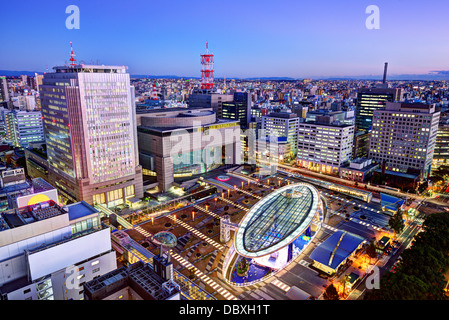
355,87,402,133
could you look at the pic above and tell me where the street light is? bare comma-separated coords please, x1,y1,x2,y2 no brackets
192,210,195,221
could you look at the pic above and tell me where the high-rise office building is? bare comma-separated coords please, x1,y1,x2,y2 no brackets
369,102,440,179
4,110,45,148
40,64,143,207
261,112,299,161
432,118,449,171
0,77,9,103
297,115,354,174
187,89,234,117
355,87,402,132
221,91,252,129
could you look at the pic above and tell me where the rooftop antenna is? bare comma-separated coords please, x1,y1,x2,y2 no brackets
382,62,388,84
69,41,77,67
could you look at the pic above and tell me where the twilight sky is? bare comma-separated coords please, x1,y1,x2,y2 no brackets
0,0,448,78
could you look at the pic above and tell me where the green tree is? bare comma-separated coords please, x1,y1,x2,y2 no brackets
323,283,339,300
389,210,405,236
365,241,378,262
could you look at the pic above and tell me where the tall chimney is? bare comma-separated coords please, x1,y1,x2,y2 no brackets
382,62,388,84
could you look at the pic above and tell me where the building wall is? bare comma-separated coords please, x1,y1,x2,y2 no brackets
138,122,241,191
40,67,143,206
369,103,440,178
297,123,354,174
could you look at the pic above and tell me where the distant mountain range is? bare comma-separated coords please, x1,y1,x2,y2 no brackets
1,69,448,81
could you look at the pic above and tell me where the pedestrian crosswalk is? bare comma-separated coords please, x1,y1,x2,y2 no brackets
171,251,238,300
134,225,152,238
218,196,249,212
166,215,224,251
271,278,291,292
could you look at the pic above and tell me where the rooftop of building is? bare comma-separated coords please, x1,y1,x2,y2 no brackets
265,111,299,119
138,117,239,133
309,230,365,270
66,201,98,221
52,65,127,73
84,261,179,300
0,200,66,232
374,169,420,180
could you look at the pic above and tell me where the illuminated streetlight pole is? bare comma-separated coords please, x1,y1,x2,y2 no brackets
192,211,195,221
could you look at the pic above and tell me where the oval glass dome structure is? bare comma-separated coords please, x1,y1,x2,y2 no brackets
152,231,177,248
234,183,320,258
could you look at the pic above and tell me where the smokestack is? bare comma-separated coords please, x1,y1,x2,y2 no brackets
382,62,388,84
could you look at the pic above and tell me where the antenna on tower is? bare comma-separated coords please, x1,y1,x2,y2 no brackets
200,41,214,91
69,41,77,67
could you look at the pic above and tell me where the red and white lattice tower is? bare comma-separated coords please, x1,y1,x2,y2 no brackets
69,41,77,67
152,83,158,100
200,42,214,90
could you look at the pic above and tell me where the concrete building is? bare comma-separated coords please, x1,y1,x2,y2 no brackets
339,158,379,182
353,131,371,159
24,146,49,182
221,92,252,129
84,260,180,300
297,115,354,175
369,102,440,179
432,117,449,171
187,89,233,118
261,111,299,161
137,108,241,191
4,110,44,148
39,64,143,207
0,200,117,300
0,77,9,103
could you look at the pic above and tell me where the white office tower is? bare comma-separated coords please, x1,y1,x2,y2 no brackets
0,200,117,300
261,112,299,161
297,115,354,175
369,102,440,179
40,63,143,206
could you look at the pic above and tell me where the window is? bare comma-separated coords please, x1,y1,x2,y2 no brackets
92,268,100,273
91,260,100,266
24,288,31,294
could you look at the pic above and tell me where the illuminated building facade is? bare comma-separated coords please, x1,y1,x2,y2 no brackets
297,115,354,175
355,87,402,132
137,108,241,191
261,112,299,161
432,118,449,171
369,102,440,179
40,64,143,207
4,110,45,148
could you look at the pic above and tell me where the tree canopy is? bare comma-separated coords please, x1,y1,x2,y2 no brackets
365,211,449,300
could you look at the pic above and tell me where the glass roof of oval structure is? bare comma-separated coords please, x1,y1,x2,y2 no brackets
153,231,177,247
234,183,320,258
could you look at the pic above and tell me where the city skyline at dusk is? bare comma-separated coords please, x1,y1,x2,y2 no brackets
0,0,448,79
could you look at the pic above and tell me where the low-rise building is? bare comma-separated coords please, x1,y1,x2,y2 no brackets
339,158,379,182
